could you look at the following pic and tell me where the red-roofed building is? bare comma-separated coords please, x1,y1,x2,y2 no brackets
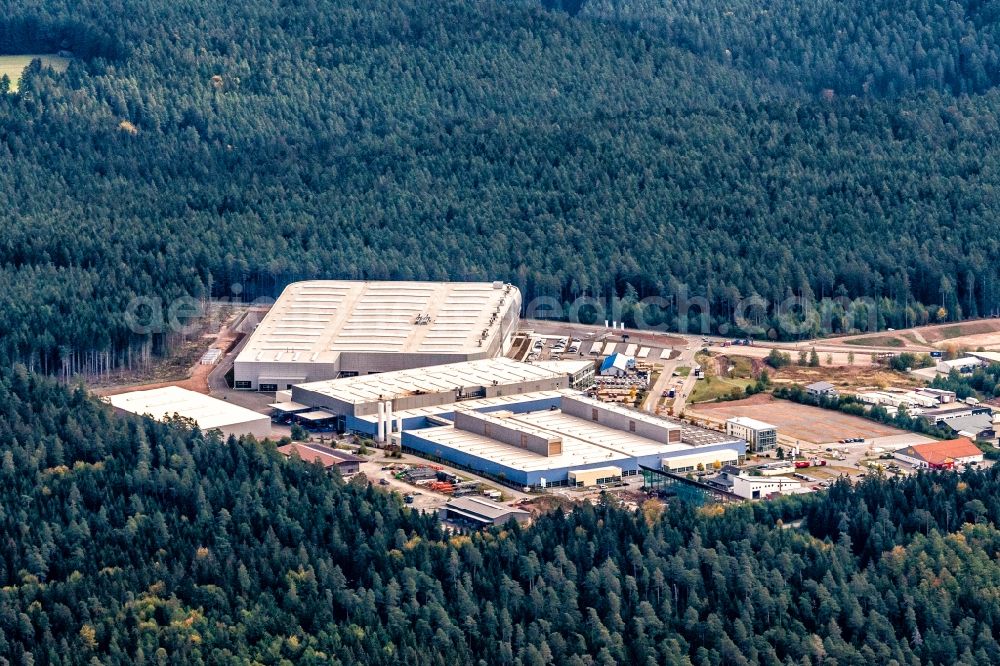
893,438,984,469
277,442,363,476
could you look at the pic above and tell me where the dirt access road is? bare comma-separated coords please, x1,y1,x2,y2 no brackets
92,312,244,397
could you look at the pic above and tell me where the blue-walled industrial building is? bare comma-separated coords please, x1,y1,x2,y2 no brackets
270,359,746,489
400,394,746,488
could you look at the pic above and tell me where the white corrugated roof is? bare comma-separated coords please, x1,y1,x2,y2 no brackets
236,280,517,365
727,416,777,431
107,386,268,431
941,356,985,367
295,358,564,404
353,389,575,423
533,360,594,374
445,496,529,519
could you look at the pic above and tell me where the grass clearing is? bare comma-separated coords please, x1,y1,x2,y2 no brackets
689,376,754,403
844,335,906,347
0,55,71,93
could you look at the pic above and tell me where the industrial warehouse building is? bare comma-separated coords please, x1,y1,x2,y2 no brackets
941,414,997,442
599,353,635,377
234,280,521,390
936,357,984,375
893,438,984,469
258,340,746,488
708,466,803,500
279,358,570,435
345,390,571,440
402,394,745,487
106,386,271,439
439,496,531,528
805,381,838,399
276,442,363,476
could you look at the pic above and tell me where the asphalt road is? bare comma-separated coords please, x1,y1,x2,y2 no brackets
523,319,705,413
641,342,698,414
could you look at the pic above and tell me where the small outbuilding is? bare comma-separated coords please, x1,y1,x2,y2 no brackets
936,357,985,375
805,381,838,399
568,466,623,488
600,353,635,377
277,442,364,476
439,496,531,528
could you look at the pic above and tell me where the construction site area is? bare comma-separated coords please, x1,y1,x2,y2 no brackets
689,394,917,445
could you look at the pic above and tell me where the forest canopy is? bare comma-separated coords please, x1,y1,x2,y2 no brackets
5,3,1000,663
3,365,1000,664
0,0,998,370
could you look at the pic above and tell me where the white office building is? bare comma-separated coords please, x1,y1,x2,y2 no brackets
731,474,802,500
726,416,778,453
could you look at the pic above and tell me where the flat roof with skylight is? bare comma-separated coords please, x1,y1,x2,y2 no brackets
727,416,777,431
408,419,635,473
352,389,573,424
290,358,568,417
234,280,521,389
402,399,742,486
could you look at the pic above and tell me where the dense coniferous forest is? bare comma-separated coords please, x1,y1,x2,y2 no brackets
2,365,1000,664
7,3,1000,662
1,0,1000,371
